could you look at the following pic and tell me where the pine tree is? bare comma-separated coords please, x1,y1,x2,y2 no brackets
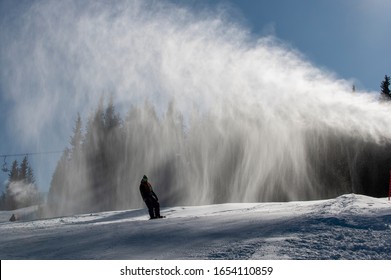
104,96,121,132
5,160,19,210
70,113,83,155
380,75,391,100
8,160,19,182
27,166,35,184
5,157,38,209
19,156,29,183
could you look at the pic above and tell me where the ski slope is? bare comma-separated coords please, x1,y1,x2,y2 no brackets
0,194,391,259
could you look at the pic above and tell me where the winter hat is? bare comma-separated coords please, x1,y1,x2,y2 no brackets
142,175,148,182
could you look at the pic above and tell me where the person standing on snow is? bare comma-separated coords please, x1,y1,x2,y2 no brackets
139,175,163,219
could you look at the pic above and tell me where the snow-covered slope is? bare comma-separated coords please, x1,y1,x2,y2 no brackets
0,194,390,259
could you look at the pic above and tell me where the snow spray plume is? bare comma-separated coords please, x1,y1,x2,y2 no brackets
2,0,391,215
6,181,39,209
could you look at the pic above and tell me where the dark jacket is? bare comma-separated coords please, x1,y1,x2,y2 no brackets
140,181,158,201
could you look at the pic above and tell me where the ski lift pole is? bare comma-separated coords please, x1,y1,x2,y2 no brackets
2,156,9,173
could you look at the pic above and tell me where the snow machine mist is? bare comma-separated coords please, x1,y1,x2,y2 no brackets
2,0,391,216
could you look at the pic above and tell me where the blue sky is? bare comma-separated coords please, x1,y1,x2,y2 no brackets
0,0,390,192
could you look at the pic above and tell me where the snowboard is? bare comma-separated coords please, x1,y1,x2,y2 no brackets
149,216,166,220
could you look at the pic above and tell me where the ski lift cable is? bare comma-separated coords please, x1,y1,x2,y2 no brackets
0,150,64,158
0,151,64,173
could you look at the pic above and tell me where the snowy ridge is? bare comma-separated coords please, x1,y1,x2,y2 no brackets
0,194,390,259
